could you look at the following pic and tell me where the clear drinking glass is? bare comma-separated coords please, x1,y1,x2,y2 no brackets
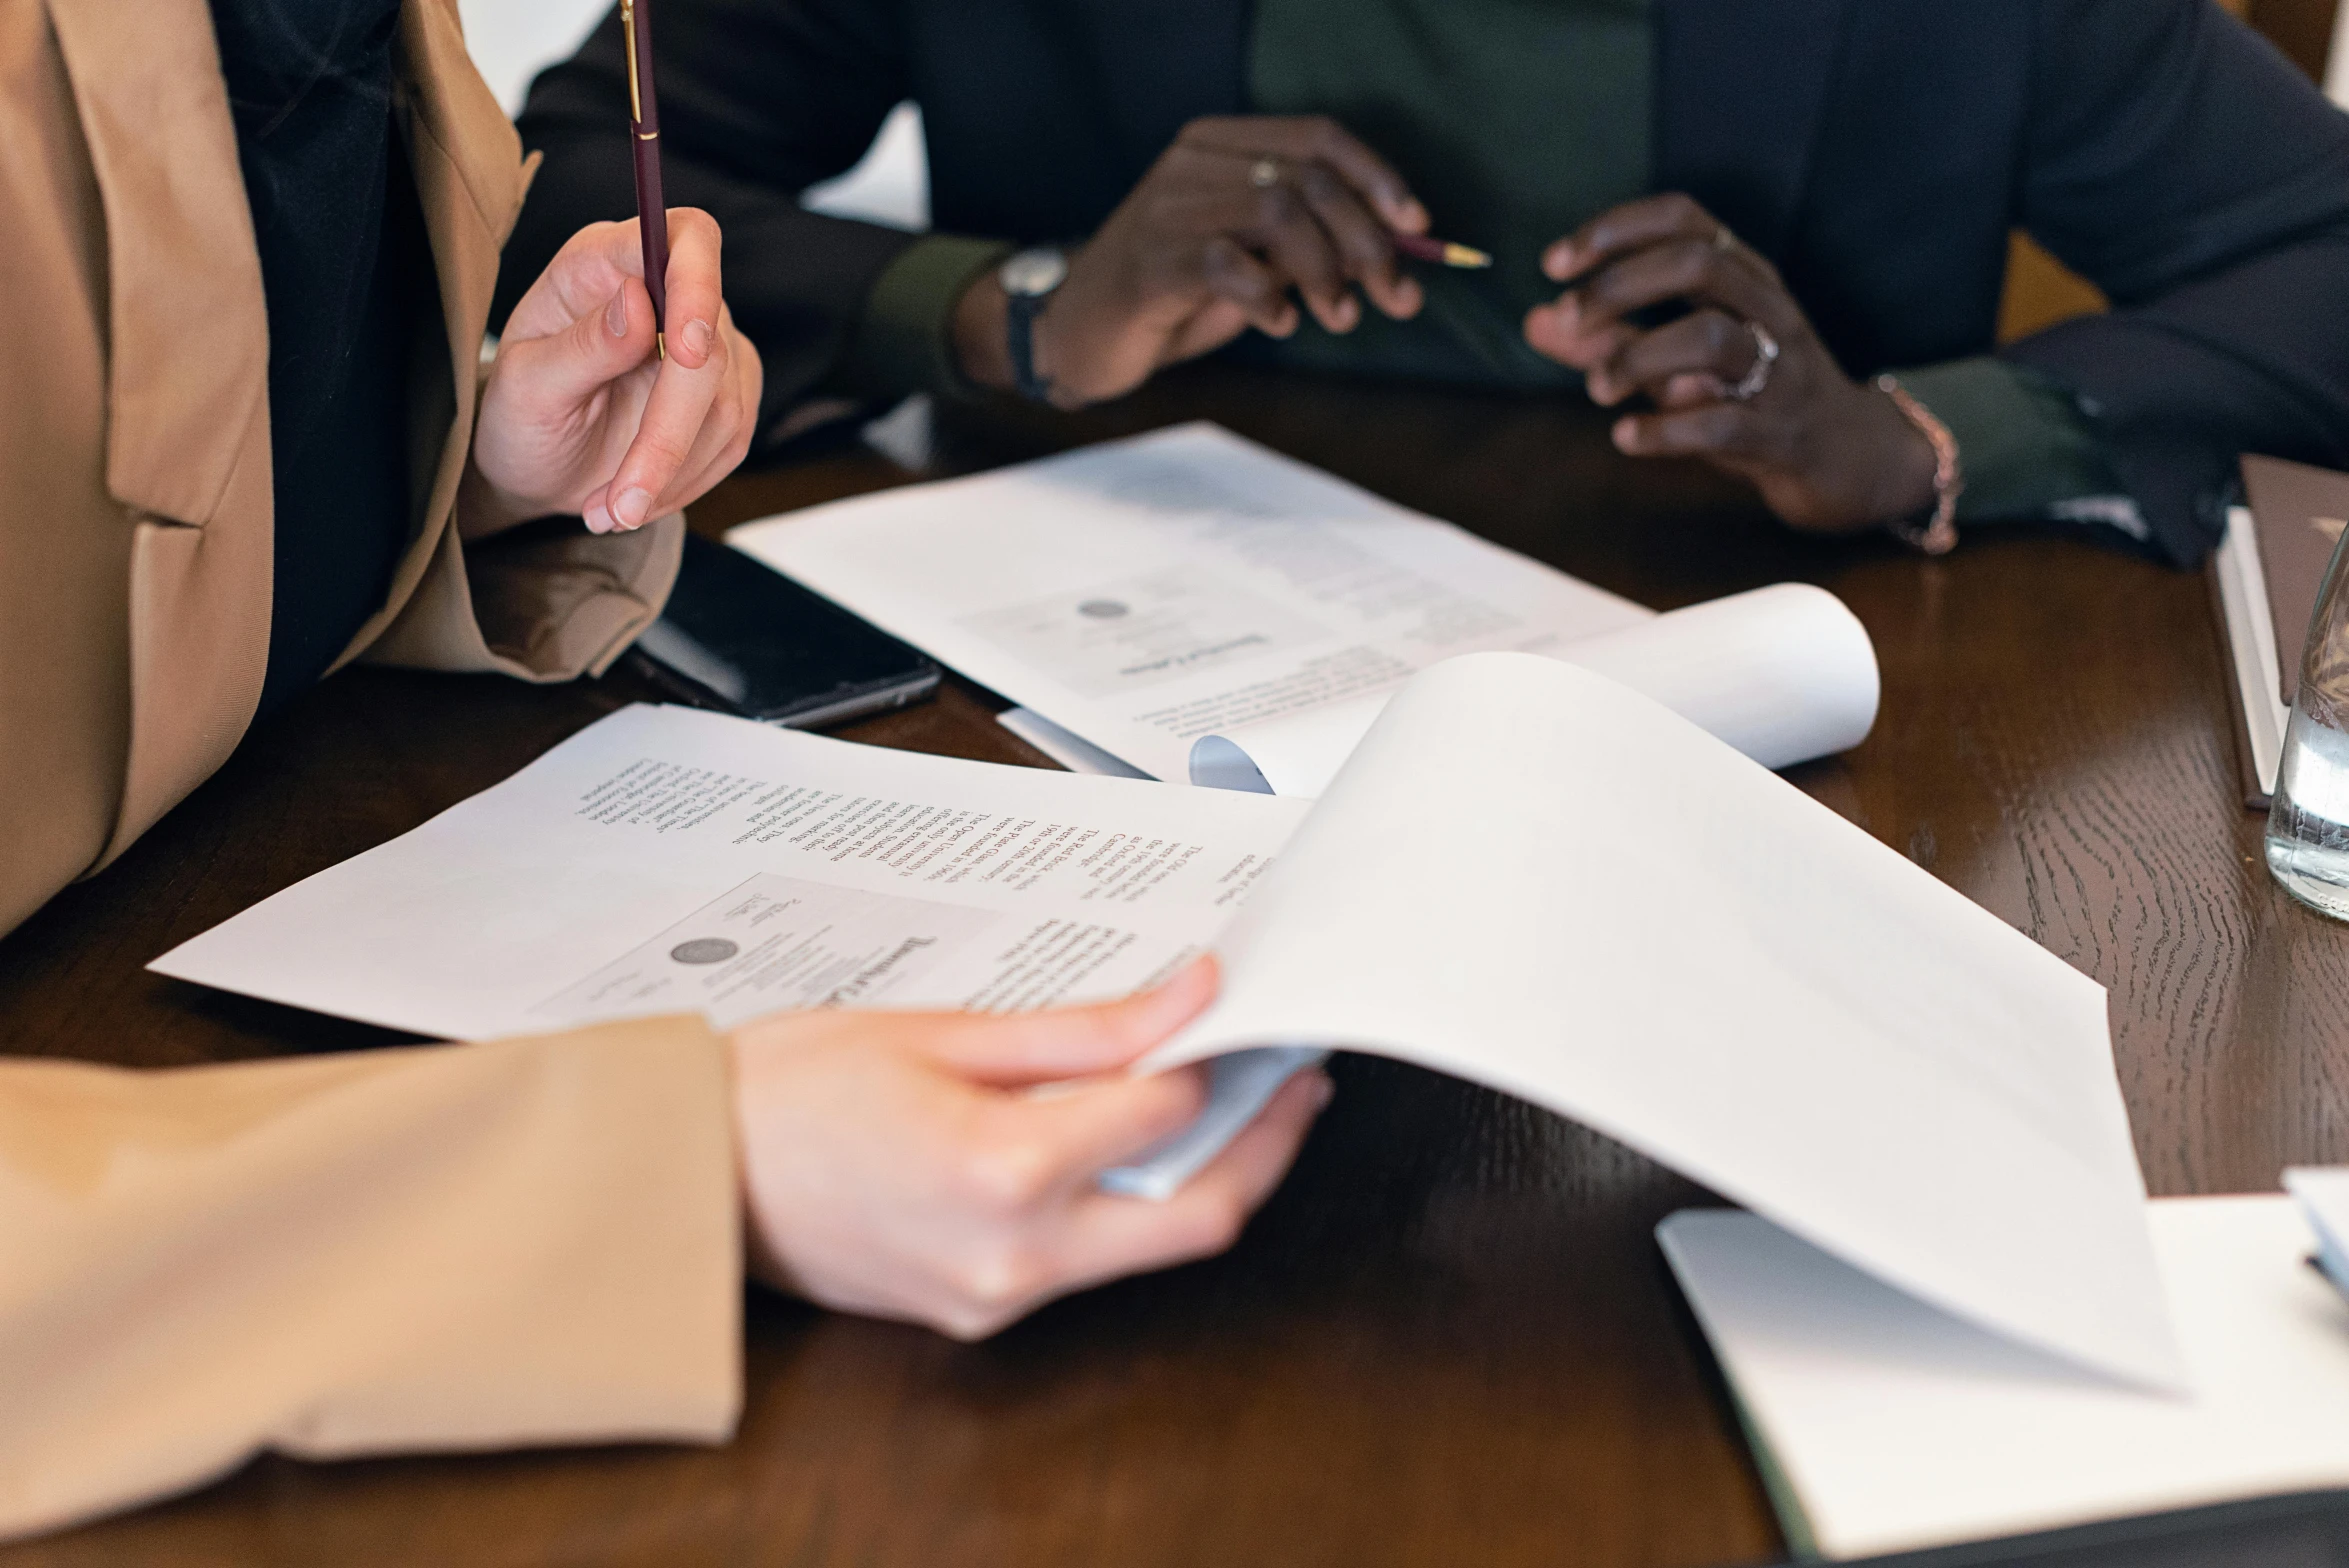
2266,525,2349,919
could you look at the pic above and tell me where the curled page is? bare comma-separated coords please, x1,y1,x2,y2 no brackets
1138,652,2181,1393
1188,584,1879,796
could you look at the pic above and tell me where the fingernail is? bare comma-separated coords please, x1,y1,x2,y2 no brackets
1398,198,1429,231
1612,418,1637,450
1312,1076,1336,1111
682,318,715,360
613,486,653,530
1332,296,1359,331
605,289,629,338
583,496,613,534
1544,247,1574,282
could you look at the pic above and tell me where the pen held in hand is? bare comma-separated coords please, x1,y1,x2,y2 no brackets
621,0,670,356
1392,232,1493,270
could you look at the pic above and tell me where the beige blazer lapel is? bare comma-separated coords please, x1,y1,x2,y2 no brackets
44,0,274,865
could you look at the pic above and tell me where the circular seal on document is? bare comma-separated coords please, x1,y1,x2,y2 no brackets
670,938,739,966
1076,599,1130,619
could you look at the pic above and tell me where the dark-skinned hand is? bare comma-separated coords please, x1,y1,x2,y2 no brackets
1523,193,1937,534
953,116,1430,407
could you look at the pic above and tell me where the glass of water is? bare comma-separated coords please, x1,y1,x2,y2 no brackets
2267,524,2349,918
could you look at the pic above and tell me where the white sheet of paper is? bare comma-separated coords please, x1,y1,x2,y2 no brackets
151,704,1308,1041
1660,1196,2349,1560
727,423,1654,782
1143,652,2178,1393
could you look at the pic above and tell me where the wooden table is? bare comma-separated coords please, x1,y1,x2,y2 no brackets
4,364,2340,1568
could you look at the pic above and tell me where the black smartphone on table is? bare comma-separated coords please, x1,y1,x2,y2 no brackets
626,532,940,728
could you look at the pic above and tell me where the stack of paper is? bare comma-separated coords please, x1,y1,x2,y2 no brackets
157,651,2178,1398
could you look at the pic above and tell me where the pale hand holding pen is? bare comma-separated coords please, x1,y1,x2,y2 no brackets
461,210,761,539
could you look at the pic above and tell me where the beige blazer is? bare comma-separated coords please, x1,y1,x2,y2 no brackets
0,0,741,1541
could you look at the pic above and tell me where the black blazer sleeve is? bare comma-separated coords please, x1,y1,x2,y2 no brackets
495,0,922,439
2003,0,2349,565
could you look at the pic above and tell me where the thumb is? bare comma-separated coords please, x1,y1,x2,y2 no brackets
915,954,1221,1088
498,278,657,413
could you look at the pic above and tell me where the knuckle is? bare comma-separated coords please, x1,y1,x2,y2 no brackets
1256,186,1303,226
1670,242,1715,291
950,1243,1042,1314
1199,238,1250,287
633,433,693,476
962,1140,1055,1211
1177,1199,1247,1259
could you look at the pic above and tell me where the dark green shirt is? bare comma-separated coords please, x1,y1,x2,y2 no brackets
847,0,2127,528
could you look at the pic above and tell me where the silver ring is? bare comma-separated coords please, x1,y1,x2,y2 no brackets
1728,320,1779,402
1249,157,1281,189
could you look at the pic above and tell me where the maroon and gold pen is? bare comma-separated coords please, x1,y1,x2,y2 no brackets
1392,232,1492,269
621,0,669,356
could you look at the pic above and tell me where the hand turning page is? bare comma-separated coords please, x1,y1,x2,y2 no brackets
154,657,2177,1393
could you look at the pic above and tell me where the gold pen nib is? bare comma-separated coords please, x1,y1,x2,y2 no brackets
1442,242,1494,269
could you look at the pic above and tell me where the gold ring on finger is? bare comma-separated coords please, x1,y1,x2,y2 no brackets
1249,157,1282,189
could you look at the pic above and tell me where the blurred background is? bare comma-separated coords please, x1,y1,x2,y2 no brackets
454,0,2349,341
457,0,930,230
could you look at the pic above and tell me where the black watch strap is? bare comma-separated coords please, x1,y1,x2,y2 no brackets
1007,290,1052,403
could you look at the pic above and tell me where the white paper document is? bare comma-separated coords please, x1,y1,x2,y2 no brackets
1661,1196,2349,1560
155,655,2172,1394
727,423,1878,792
152,704,1308,1041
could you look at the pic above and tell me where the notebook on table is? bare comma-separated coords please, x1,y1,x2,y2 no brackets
1661,1194,2349,1562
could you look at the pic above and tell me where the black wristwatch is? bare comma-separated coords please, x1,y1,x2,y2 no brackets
999,246,1069,403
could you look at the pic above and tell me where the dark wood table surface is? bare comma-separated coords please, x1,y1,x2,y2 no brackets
5,363,2342,1568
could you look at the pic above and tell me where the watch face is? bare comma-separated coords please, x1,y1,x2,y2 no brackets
1000,247,1069,299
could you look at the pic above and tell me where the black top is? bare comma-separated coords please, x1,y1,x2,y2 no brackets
210,0,432,718
503,0,2349,568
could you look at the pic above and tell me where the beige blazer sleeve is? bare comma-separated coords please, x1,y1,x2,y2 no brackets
0,1015,743,1544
